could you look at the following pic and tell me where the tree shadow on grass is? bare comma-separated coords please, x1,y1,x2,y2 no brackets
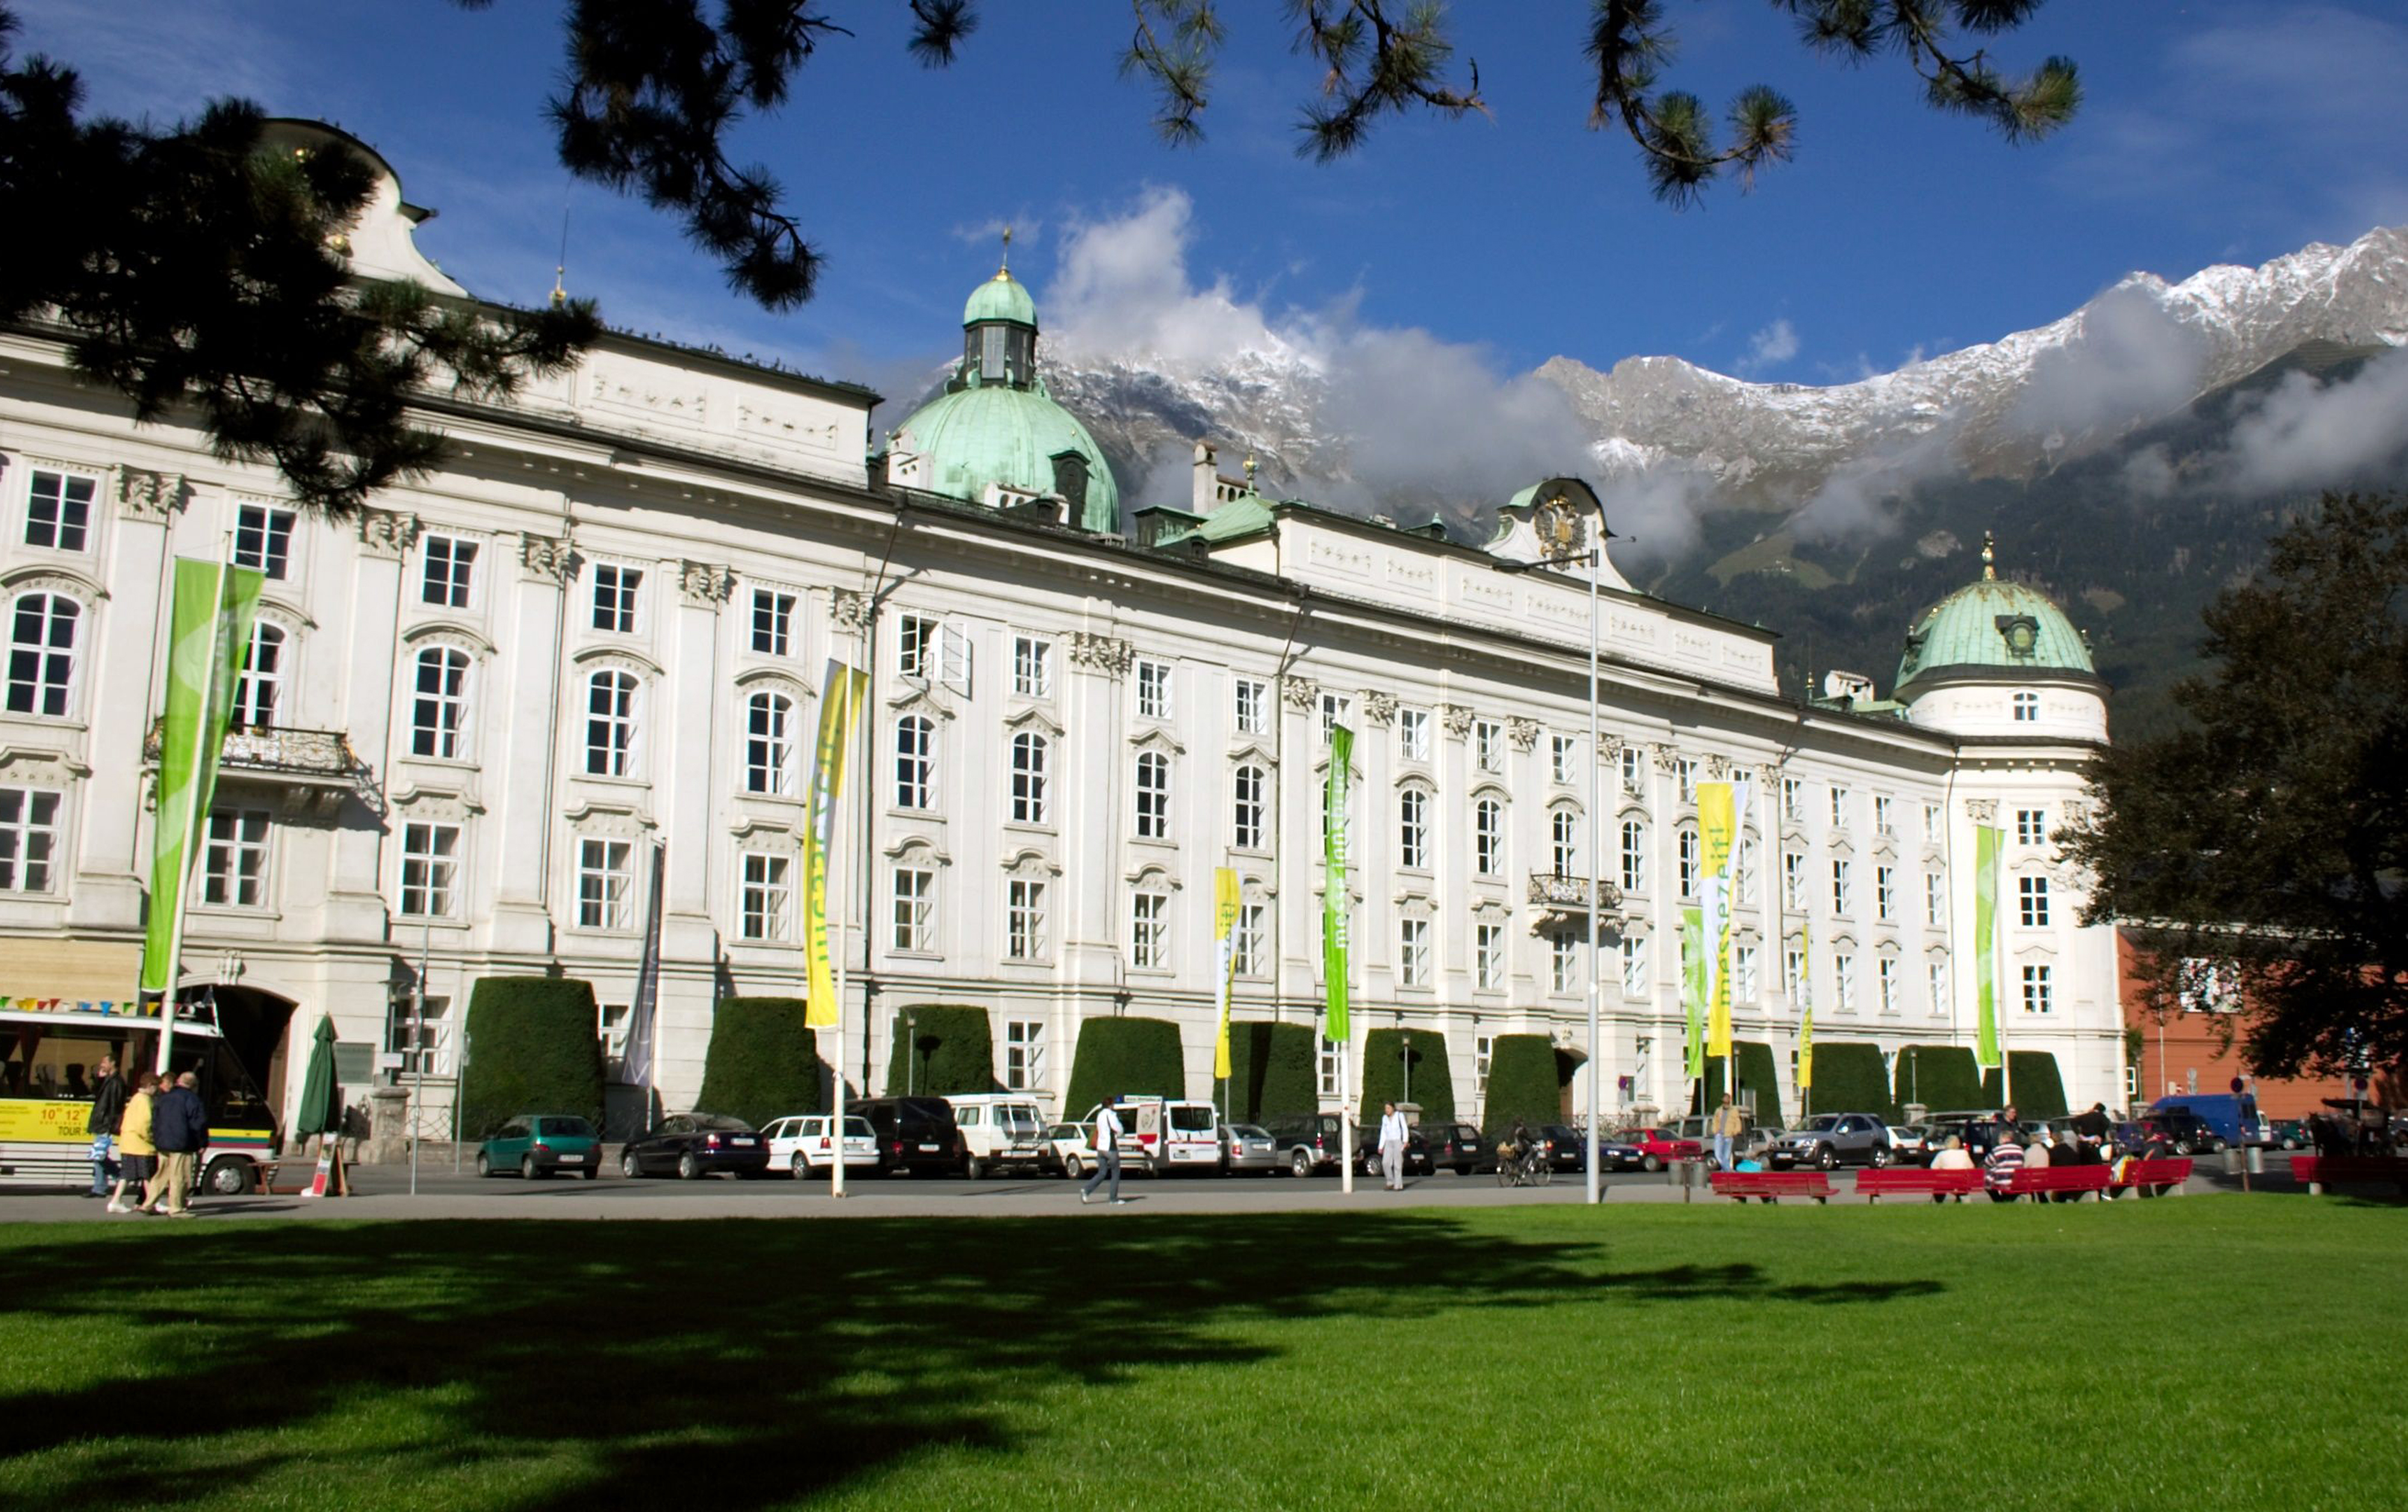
0,1214,1944,1508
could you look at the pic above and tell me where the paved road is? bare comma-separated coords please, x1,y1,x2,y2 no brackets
1,1159,2234,1223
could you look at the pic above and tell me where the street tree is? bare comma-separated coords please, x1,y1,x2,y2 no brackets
2061,492,2408,1080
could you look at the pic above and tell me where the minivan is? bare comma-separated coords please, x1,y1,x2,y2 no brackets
944,1093,1048,1179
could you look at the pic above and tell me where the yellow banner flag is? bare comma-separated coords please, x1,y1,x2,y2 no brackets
1212,869,1241,1080
802,660,870,1028
1699,781,1739,1058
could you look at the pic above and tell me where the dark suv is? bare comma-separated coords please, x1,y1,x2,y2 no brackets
1772,1112,1894,1170
852,1096,966,1176
1423,1122,1492,1175
1267,1113,1351,1177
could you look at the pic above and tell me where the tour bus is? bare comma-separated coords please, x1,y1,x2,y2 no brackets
0,997,283,1196
1083,1095,1221,1176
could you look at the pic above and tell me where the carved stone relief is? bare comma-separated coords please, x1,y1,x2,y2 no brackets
518,532,576,585
1070,632,1132,677
678,560,736,609
830,588,872,630
1507,716,1539,752
356,509,420,561
1964,798,1999,824
1359,690,1398,725
1281,675,1320,711
116,469,187,523
1439,704,1474,738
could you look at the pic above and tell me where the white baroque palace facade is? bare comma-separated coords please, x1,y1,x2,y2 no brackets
0,123,2121,1138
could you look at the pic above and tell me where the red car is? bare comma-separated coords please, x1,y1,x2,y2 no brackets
1621,1126,1703,1172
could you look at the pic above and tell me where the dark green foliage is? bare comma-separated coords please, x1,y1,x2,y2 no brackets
1062,1017,1187,1117
695,998,820,1127
1213,1021,1317,1123
1802,1042,1896,1123
883,1005,996,1096
1892,1044,1991,1115
459,977,604,1139
1480,1035,1560,1135
2003,1052,2067,1120
1359,1029,1456,1123
1692,1042,1784,1124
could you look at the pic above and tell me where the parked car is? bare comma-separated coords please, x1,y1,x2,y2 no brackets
1087,1097,1223,1175
1621,1126,1703,1172
1267,1112,1353,1177
760,1113,878,1177
1421,1121,1494,1175
1536,1124,1590,1174
2132,1111,2226,1156
1772,1112,1894,1170
618,1113,771,1179
1218,1123,1281,1174
852,1095,967,1176
1924,1117,2022,1159
1595,1132,1648,1171
945,1093,1049,1180
1038,1121,1095,1177
2268,1118,2309,1151
1359,1124,1433,1179
2147,1094,2265,1149
1884,1124,1930,1166
477,1114,601,1180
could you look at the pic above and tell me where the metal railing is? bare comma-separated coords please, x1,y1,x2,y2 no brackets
1526,872,1623,912
144,720,361,778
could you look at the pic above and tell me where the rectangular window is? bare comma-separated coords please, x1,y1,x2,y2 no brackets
1736,943,1758,1003
1320,691,1350,745
1620,745,1644,794
1782,776,1804,822
2016,807,2049,846
1398,707,1432,761
1622,820,1648,893
421,535,476,609
598,1003,629,1075
1873,795,1894,836
1924,801,1943,841
1677,827,1699,900
2022,962,2054,1014
1476,922,1505,990
1878,956,1899,1014
1734,837,1757,897
1397,789,1429,870
1397,917,1431,988
1551,734,1578,785
399,821,459,918
1875,865,1895,922
1137,658,1174,720
1929,961,1949,1017
585,672,636,778
2019,874,2051,927
575,838,632,930
1233,677,1268,736
1834,953,1857,1012
1782,850,1805,910
201,809,270,907
1677,758,1698,803
1621,935,1648,997
1134,752,1171,840
1925,872,1945,927
1130,891,1168,969
1232,764,1266,849
1475,799,1504,878
1551,934,1578,993
1475,719,1503,773
890,866,934,952
234,504,296,580
1004,1020,1046,1091
1012,635,1052,698
1320,1038,1340,1099
25,470,95,552
897,612,937,680
1784,946,1804,1006
1831,858,1852,916
0,787,63,893
591,564,640,633
739,853,792,942
1010,734,1049,825
1234,901,1267,978
1475,1034,1494,1096
751,589,794,657
1006,878,1048,961
389,993,451,1078
1828,785,1849,829
2012,691,2039,722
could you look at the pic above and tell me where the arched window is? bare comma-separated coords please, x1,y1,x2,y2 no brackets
1550,808,1580,876
5,592,78,717
891,713,932,809
1134,751,1170,839
1397,787,1429,870
585,670,637,777
1474,796,1504,877
234,622,283,730
747,691,797,796
1232,763,1265,849
1621,818,1648,893
1011,732,1049,825
411,647,469,758
1678,825,1700,899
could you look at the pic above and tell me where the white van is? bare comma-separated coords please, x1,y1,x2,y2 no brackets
1086,1097,1221,1176
944,1094,1048,1179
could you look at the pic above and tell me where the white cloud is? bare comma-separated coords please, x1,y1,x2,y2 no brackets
1044,187,1294,370
1733,319,1799,377
2005,282,2209,442
2212,348,2408,496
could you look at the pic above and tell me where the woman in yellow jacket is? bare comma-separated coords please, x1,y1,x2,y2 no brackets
108,1070,159,1214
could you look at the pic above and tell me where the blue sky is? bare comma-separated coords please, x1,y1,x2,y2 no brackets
17,1,2408,403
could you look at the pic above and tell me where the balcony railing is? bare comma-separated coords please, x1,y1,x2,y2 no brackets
1527,873,1622,913
144,720,362,778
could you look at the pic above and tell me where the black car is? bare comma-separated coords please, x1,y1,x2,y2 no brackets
1357,1124,1433,1179
618,1113,772,1179
2132,1112,2225,1156
853,1095,967,1175
1423,1121,1493,1175
1536,1124,1590,1174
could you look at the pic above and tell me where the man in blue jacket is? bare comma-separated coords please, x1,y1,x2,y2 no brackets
144,1072,208,1217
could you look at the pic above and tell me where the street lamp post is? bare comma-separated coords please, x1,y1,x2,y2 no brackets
905,1010,917,1097
1401,1032,1412,1107
1911,1048,1919,1108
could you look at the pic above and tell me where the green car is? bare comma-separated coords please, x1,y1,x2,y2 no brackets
478,1114,603,1180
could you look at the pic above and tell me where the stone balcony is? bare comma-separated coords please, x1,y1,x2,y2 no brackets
144,721,376,816
1527,872,1622,918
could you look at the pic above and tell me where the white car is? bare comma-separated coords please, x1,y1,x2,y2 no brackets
762,1113,878,1177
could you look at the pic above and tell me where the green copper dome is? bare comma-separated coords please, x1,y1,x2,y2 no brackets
1896,536,2094,693
964,269,1037,326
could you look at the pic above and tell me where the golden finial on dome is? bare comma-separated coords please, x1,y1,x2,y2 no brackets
996,225,1013,279
1981,530,1996,580
1243,453,1258,489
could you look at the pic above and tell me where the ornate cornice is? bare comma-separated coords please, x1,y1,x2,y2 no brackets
1507,716,1540,753
116,469,187,524
1070,631,1131,677
356,508,420,562
1360,689,1398,726
830,588,872,630
678,560,736,609
1650,741,1683,773
518,531,575,585
1439,704,1474,739
1281,674,1320,711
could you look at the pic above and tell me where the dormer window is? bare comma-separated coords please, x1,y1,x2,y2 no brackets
1995,613,2040,660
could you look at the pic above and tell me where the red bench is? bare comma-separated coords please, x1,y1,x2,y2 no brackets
2110,1156,2193,1197
1709,1171,1835,1204
2290,1155,2408,1195
1857,1167,1985,1203
2002,1164,2113,1201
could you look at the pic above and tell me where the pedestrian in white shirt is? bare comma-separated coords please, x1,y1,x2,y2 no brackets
1081,1099,1128,1205
1378,1101,1409,1191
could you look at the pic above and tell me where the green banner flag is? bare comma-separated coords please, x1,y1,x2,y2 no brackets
1681,906,1705,1079
802,660,870,1029
1323,725,1353,1043
141,557,266,996
1975,823,2002,1068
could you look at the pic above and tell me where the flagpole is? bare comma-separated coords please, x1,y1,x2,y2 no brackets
155,533,234,1077
830,689,851,1201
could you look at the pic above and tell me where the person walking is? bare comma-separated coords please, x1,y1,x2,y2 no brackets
109,1071,159,1214
145,1071,207,1217
1080,1098,1127,1205
85,1053,126,1200
1710,1095,1743,1171
1377,1101,1409,1191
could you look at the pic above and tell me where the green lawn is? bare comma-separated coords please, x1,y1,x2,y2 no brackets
5,1198,2401,1510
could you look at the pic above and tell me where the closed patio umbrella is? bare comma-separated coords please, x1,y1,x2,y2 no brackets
294,1014,340,1139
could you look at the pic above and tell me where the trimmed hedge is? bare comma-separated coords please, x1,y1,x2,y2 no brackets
1480,1034,1560,1136
459,976,604,1139
1893,1044,1990,1116
1800,1041,1898,1123
1693,1041,1784,1124
1213,1021,1318,1123
695,997,820,1127
883,1004,996,1096
1062,1016,1187,1117
1359,1028,1456,1123
2003,1051,2068,1119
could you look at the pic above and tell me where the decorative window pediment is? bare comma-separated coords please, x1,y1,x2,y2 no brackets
562,801,653,837
1126,861,1182,890
884,833,952,867
1002,704,1064,737
734,665,814,698
402,620,494,657
390,782,483,820
887,682,955,722
571,645,662,678
1,565,105,603
1227,740,1277,769
1129,725,1186,757
1002,846,1060,879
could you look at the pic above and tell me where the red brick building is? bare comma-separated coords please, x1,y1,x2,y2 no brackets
2117,931,2388,1118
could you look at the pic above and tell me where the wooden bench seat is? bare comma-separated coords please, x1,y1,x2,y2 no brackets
2289,1154,2408,1195
2109,1156,2193,1195
1708,1170,1835,1204
2002,1164,2112,1201
1857,1167,1985,1203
